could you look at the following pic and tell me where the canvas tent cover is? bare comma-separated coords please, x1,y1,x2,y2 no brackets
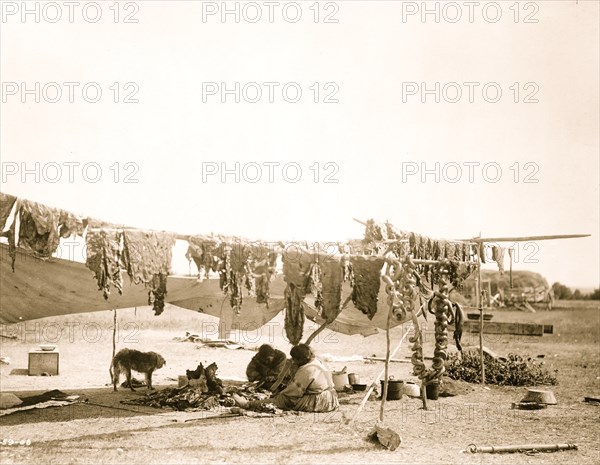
0,244,405,336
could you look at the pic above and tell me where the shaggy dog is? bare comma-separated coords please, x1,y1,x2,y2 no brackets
111,348,166,392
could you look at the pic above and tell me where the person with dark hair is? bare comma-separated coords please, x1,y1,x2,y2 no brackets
234,343,339,412
246,344,287,389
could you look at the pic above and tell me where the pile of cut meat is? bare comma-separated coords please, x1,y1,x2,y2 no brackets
122,362,276,413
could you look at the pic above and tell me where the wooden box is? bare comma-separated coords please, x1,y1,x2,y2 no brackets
28,350,59,376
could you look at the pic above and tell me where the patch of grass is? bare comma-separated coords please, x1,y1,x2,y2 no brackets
552,299,600,310
446,351,558,386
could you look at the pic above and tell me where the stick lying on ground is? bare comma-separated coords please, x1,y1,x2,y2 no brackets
467,443,578,454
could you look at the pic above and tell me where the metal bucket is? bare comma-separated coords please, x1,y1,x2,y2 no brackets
332,372,349,391
380,379,404,400
425,381,440,400
348,373,360,384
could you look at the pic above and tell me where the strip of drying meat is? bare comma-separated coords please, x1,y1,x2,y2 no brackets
350,256,384,320
85,229,124,300
0,193,16,230
317,257,344,323
284,284,305,345
122,230,176,315
17,199,62,258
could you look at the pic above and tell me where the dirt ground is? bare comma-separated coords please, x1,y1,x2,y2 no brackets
1,302,599,464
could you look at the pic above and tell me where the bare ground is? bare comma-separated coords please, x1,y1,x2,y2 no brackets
1,302,599,464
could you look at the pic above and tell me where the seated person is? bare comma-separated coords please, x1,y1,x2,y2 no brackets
234,344,339,413
246,344,287,389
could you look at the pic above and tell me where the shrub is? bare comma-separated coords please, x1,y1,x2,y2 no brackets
446,351,558,386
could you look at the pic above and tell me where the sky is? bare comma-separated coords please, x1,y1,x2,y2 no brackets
1,1,599,289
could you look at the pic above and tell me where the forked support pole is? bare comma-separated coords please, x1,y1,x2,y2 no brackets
345,325,412,425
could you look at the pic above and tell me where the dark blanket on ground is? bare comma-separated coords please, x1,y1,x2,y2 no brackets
17,389,73,407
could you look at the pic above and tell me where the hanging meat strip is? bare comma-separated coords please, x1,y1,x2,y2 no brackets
122,230,176,315
478,243,486,264
409,233,417,256
432,241,441,261
283,249,314,290
253,246,277,306
5,216,17,271
123,230,175,283
438,240,447,259
317,256,344,323
385,222,408,241
85,229,124,299
58,210,86,238
282,250,314,345
284,283,306,345
364,219,388,243
187,237,219,280
148,273,168,316
349,256,384,320
18,199,62,258
492,246,505,273
217,242,257,315
445,242,456,260
0,193,16,230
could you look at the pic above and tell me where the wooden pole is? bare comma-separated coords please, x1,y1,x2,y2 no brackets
420,378,428,411
112,308,117,356
218,296,230,340
379,298,394,422
385,256,458,267
476,241,485,385
460,234,590,243
109,308,117,384
409,309,428,410
509,248,513,288
305,320,329,345
354,218,589,245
